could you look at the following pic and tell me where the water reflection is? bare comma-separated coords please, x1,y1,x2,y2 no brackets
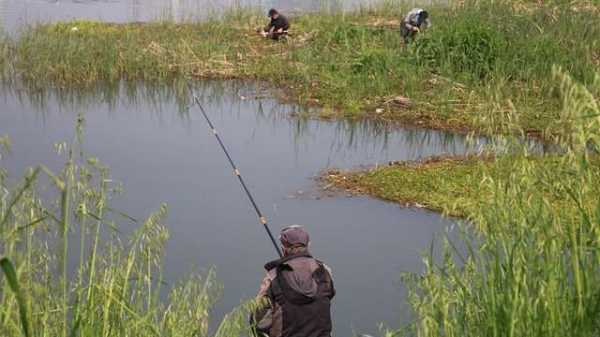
2,80,474,161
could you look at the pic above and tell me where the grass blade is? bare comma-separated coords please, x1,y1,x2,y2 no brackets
0,257,31,337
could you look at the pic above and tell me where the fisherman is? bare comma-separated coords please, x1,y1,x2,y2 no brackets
400,8,430,43
260,8,290,40
251,225,335,337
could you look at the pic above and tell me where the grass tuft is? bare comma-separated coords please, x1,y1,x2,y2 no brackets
328,67,600,337
0,127,258,337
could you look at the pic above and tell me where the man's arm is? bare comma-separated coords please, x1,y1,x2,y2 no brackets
423,18,431,29
250,270,276,333
263,20,274,33
256,272,272,299
404,20,418,32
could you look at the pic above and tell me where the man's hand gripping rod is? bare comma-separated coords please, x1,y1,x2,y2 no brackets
188,87,283,258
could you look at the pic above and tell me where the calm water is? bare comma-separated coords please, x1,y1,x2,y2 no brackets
1,81,473,336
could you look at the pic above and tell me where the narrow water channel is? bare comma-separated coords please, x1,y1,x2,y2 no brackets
1,81,473,336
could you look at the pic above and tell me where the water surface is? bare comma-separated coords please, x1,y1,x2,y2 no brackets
1,81,471,336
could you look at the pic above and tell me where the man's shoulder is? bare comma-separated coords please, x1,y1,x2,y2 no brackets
277,15,289,25
266,268,277,280
405,8,423,19
321,262,334,279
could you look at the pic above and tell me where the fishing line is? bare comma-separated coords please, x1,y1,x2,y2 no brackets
187,85,283,258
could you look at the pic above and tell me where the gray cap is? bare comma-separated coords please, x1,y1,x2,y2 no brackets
279,225,309,247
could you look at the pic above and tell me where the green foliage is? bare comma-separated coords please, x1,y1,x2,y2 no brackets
412,14,504,81
343,68,600,337
0,258,31,337
327,156,492,217
0,130,256,337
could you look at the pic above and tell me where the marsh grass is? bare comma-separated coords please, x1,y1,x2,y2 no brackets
0,125,260,337
404,69,600,337
338,67,600,336
3,0,599,135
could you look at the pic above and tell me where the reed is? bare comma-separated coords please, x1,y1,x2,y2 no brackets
319,68,600,337
373,68,600,336
0,126,258,337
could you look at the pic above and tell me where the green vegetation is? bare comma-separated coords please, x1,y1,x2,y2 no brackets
2,1,600,336
0,131,258,337
0,0,598,135
324,155,493,217
330,67,600,336
405,70,600,337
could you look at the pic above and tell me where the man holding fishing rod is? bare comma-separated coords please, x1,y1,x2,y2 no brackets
251,225,335,337
188,89,334,337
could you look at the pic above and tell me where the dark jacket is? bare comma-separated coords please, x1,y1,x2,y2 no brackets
265,15,290,32
253,252,335,337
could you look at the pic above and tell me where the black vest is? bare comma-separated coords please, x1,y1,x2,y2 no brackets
266,253,335,337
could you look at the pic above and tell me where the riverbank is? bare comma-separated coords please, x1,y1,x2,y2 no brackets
327,68,600,337
1,0,598,136
323,152,599,223
322,155,490,218
323,66,600,224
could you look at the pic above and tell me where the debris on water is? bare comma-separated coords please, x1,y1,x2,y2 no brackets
322,183,334,190
285,189,317,200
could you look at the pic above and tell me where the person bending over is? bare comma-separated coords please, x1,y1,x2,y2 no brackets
400,8,430,43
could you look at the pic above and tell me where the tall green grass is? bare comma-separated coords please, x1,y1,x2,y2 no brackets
401,68,600,337
0,126,258,337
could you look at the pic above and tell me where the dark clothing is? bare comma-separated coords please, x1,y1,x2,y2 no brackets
265,15,290,33
266,30,288,40
253,252,335,337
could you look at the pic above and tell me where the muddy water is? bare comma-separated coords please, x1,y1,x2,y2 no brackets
0,81,475,336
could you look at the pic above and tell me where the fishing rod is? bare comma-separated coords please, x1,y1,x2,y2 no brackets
187,85,283,258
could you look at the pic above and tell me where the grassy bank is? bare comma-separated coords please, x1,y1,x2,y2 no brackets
403,70,600,337
2,0,599,135
324,153,598,221
329,65,600,336
0,131,257,337
324,155,493,218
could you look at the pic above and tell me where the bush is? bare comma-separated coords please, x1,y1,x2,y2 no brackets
411,14,505,81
